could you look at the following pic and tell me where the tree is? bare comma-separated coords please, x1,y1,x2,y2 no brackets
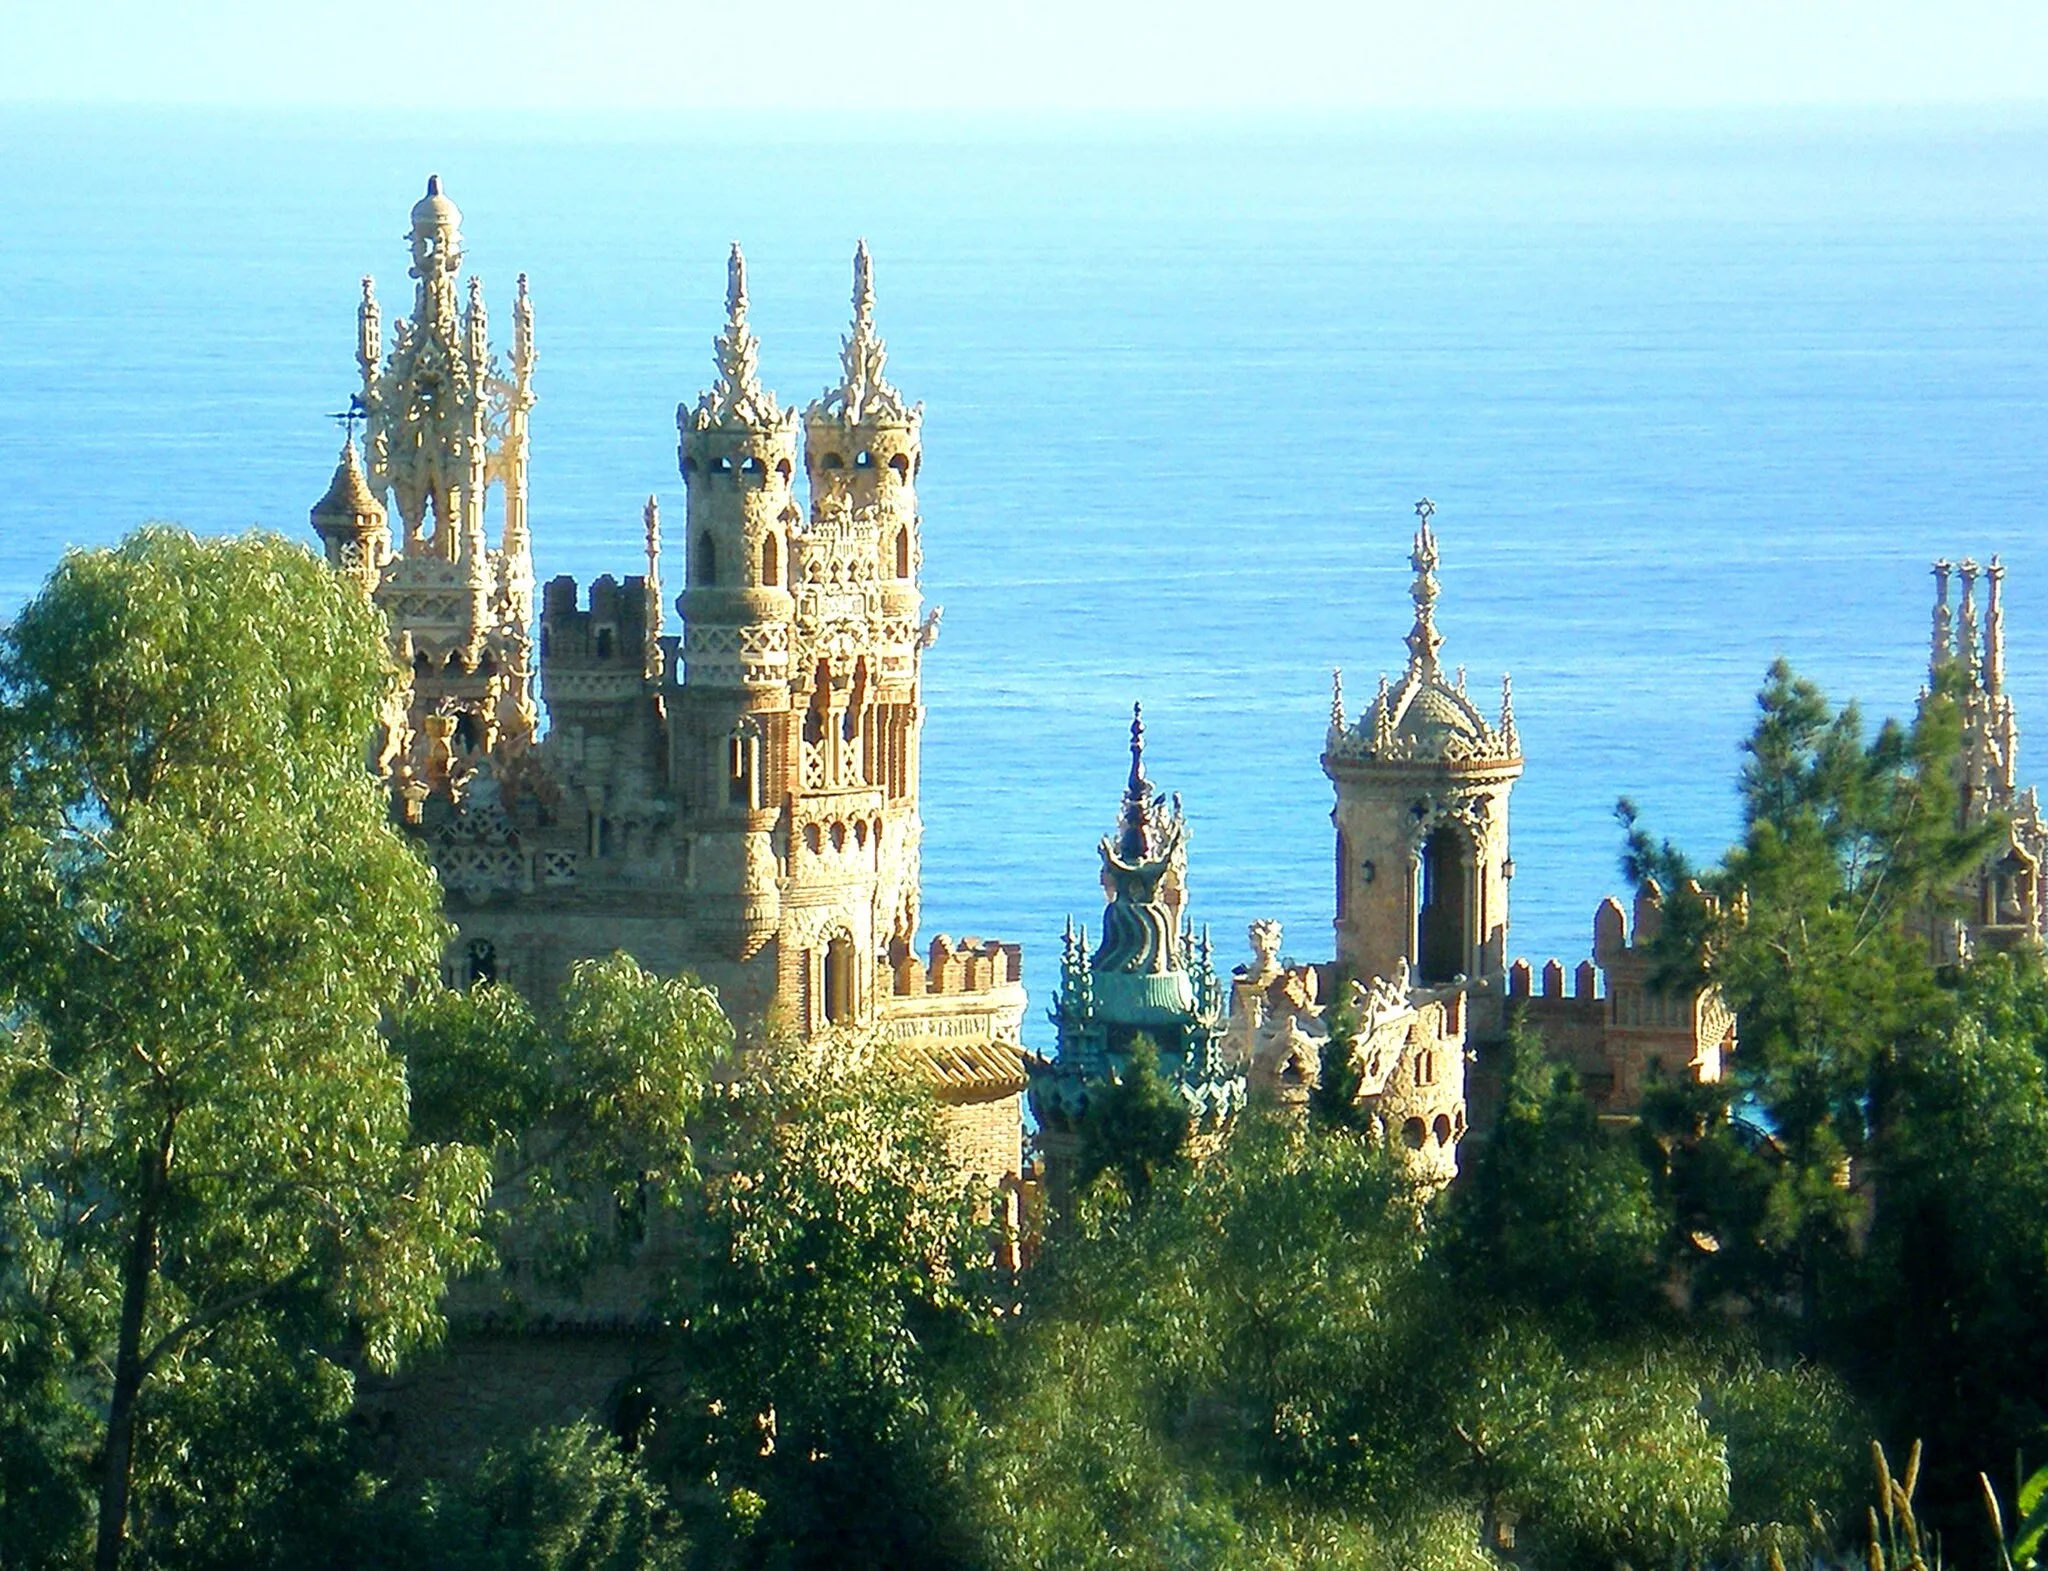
1071,1034,1191,1206
1618,659,1995,1321
672,1032,1000,1570
0,527,491,1569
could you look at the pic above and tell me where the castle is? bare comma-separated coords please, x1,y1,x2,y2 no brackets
309,180,2045,1204
309,178,1027,1188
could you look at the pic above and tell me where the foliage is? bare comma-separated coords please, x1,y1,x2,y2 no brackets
1071,1032,1191,1206
671,1032,1000,1570
1446,1022,1668,1336
384,1421,690,1571
391,954,730,1293
0,527,492,1567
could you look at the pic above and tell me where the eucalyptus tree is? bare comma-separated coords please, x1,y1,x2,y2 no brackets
0,527,491,1569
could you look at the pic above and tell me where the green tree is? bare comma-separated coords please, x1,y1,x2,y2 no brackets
0,528,491,1569
1071,1034,1191,1206
673,1033,999,1570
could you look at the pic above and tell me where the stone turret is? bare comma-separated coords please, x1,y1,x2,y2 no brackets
309,434,389,594
673,245,798,965
1326,501,1522,1003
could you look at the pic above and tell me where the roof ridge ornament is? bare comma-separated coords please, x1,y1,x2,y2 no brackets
694,243,784,430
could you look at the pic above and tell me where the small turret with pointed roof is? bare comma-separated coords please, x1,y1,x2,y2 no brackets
310,433,389,592
689,245,788,434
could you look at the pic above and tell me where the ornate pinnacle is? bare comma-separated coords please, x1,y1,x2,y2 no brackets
1960,558,1982,679
1988,554,2007,697
357,276,381,385
1500,672,1518,748
1373,672,1393,751
696,243,779,428
820,238,908,425
1117,703,1153,862
1405,497,1443,677
643,495,664,679
1329,668,1346,743
1932,558,1955,677
512,272,535,393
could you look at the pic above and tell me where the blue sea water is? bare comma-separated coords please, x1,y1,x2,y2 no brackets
2,107,2045,1041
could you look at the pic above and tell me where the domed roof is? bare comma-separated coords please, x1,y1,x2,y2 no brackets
1393,679,1488,749
410,174,461,235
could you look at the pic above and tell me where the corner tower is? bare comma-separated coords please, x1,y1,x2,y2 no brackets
1325,501,1522,995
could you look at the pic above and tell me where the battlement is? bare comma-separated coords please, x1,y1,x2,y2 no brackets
891,934,1024,998
540,574,659,668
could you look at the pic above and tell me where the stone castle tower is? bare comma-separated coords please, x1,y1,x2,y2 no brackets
1326,499,1522,1001
314,181,1026,1187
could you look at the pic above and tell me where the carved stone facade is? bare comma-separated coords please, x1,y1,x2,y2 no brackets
313,182,1025,1185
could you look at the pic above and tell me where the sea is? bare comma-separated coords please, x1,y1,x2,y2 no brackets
2,107,2045,1043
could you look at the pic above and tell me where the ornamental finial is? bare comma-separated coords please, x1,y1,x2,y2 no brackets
1500,672,1517,747
1960,558,1982,680
696,243,778,428
1405,497,1443,677
1117,702,1153,862
1987,554,2006,697
1329,668,1346,741
819,238,907,424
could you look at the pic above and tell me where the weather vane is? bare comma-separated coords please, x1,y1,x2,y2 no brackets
327,393,368,445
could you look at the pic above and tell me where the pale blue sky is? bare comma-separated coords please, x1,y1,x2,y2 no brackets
0,0,2044,113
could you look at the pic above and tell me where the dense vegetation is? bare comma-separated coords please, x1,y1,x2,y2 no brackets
3,530,2048,1568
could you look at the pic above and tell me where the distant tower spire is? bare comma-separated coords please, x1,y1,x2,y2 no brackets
1118,702,1153,862
1987,555,2007,697
643,495,664,681
1960,558,1983,682
1405,497,1443,678
695,244,777,427
1932,558,1955,679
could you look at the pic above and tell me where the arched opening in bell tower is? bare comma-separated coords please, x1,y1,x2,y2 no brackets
1417,826,1470,984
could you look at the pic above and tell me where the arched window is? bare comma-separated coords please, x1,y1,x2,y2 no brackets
1432,1114,1453,1147
696,531,717,587
854,449,875,469
776,458,793,481
823,934,855,1024
894,528,910,579
740,455,764,477
1401,1117,1426,1150
760,532,779,587
596,627,614,660
889,453,910,482
1417,826,1469,984
466,939,497,990
727,721,762,808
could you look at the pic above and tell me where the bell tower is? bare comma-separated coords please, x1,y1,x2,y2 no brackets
1325,501,1522,997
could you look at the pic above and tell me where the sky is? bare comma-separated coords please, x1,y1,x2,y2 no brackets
0,0,2044,116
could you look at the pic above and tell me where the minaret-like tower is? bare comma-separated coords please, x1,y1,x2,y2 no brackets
1032,706,1237,1206
1325,501,1523,999
673,245,801,979
342,175,539,809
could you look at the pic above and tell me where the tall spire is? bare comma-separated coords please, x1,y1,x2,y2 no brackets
1960,558,1982,681
694,243,779,428
1328,668,1346,744
643,495,664,681
1404,497,1443,677
819,239,910,424
1987,555,2006,697
1117,702,1152,862
1932,558,1955,679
